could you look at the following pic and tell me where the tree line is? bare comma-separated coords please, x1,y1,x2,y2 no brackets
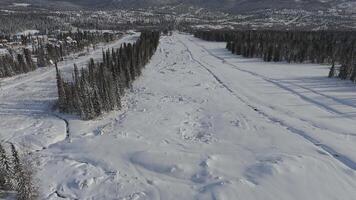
0,11,70,35
0,143,38,200
56,31,160,120
194,30,356,82
0,49,36,78
33,30,117,66
0,31,117,78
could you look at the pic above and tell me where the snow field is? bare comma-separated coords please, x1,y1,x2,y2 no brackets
0,32,356,199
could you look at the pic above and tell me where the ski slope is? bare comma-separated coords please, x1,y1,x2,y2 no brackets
1,32,356,200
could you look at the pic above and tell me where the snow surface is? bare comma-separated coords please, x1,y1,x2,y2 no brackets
16,30,39,36
12,3,31,7
1,32,356,199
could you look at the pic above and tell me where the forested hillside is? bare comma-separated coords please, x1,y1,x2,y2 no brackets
1,1,356,199
0,31,116,78
2,30,356,200
14,0,352,14
195,30,356,82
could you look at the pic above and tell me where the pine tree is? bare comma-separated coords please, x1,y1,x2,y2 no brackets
328,63,336,78
195,30,356,82
10,144,38,200
56,31,160,119
339,64,348,79
55,63,66,111
350,64,356,83
0,143,12,190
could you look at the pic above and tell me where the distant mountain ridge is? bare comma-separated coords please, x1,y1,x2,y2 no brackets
7,0,354,13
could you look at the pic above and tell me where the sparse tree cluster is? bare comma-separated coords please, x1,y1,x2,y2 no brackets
0,31,117,78
0,49,36,78
0,143,38,200
34,30,117,65
56,31,160,120
56,31,116,51
195,30,356,82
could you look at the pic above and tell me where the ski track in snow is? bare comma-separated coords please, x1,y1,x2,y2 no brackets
179,37,356,171
1,33,356,200
189,38,356,137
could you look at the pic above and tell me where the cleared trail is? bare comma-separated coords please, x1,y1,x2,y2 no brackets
178,37,356,171
1,33,356,200
0,34,139,149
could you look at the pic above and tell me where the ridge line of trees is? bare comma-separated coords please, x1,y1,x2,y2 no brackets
56,31,160,120
194,30,356,82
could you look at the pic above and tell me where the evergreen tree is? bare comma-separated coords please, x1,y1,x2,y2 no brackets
55,63,66,112
328,64,336,78
56,31,160,119
0,143,12,190
195,30,356,82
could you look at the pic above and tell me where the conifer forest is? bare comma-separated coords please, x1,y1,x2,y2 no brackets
0,30,116,78
1,2,356,200
56,31,160,119
194,30,356,82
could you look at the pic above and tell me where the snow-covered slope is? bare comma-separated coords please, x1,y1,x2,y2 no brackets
0,33,139,150
12,0,348,13
1,32,356,199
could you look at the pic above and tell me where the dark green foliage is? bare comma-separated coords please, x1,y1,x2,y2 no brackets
0,49,37,78
56,31,160,120
0,143,12,191
339,65,348,79
0,11,70,35
328,64,336,78
0,143,38,200
195,30,356,83
0,31,116,78
351,64,356,83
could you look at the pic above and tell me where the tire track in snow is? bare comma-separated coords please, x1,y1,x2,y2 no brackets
0,68,55,93
282,80,356,111
188,38,353,116
179,36,356,171
189,38,356,138
192,40,356,138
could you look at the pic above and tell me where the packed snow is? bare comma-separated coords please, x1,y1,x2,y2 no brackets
0,32,356,200
12,3,31,7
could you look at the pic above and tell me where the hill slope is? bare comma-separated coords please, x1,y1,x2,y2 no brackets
9,0,352,13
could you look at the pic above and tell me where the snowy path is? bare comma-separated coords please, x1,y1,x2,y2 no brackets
179,35,356,168
0,33,139,149
178,37,356,170
1,33,356,200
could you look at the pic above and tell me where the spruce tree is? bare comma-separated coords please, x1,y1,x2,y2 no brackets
0,143,12,190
